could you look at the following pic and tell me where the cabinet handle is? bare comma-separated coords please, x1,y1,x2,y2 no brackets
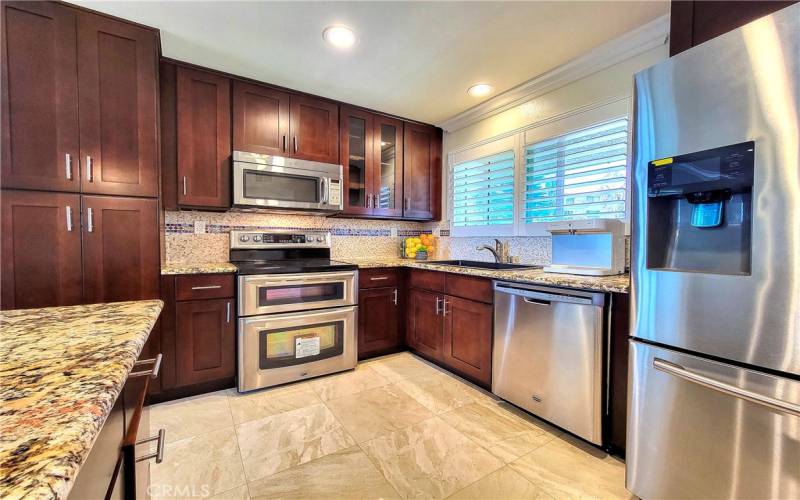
86,207,94,233
293,136,298,153
366,193,372,209
283,135,287,152
393,289,398,306
191,285,222,290
404,197,410,211
226,301,231,323
370,276,389,281
86,155,93,182
65,154,73,180
130,353,163,379
435,296,442,315
373,193,379,209
65,206,73,232
136,428,166,464
443,299,450,316
182,176,187,196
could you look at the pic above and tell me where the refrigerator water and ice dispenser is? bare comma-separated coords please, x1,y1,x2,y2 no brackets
645,141,754,275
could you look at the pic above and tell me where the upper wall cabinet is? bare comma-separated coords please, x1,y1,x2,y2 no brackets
233,81,289,156
1,1,159,197
340,106,404,217
289,94,339,164
76,12,158,197
176,66,231,208
403,122,442,220
234,82,339,164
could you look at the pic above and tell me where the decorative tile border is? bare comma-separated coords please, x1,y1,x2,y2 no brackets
166,223,393,237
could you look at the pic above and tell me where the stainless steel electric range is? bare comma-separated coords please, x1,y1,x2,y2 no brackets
230,229,358,392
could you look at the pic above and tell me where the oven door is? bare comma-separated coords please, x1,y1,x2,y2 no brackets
238,271,357,316
238,305,357,392
233,160,342,212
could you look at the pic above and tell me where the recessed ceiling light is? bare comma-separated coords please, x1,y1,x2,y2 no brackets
467,83,493,97
323,25,356,49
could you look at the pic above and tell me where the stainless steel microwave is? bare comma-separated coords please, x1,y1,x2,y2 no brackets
232,151,343,214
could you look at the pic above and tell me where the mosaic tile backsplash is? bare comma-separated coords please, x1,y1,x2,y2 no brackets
164,211,628,268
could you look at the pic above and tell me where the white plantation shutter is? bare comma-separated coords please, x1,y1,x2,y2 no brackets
452,150,515,234
524,117,628,224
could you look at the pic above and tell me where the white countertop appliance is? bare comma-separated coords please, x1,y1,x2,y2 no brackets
543,219,625,276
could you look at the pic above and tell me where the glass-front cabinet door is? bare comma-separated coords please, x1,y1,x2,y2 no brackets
373,116,404,217
341,107,373,215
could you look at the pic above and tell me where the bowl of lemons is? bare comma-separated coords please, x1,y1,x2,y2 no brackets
402,234,436,260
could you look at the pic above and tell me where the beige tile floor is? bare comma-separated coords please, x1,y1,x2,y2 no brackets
149,352,630,500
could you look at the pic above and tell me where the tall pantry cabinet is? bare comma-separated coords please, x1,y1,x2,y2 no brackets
1,1,161,309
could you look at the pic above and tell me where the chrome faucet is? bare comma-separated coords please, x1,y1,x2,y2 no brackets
476,239,510,263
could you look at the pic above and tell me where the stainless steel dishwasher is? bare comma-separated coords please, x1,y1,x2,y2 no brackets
492,281,605,445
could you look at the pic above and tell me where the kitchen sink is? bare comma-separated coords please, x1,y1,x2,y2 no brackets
428,260,540,270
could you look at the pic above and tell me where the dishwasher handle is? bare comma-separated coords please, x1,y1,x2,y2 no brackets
495,282,597,306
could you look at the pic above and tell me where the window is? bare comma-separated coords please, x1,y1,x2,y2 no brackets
524,118,629,224
451,149,515,236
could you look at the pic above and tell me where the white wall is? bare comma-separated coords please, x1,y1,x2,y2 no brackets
437,43,668,264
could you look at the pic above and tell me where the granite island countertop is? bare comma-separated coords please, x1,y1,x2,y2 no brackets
0,300,163,500
163,259,629,293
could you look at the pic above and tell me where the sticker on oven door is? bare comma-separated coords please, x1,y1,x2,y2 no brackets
295,336,321,358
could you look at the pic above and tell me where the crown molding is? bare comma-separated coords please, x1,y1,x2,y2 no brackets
438,14,670,133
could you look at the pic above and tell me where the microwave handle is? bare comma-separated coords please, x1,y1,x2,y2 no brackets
320,178,329,204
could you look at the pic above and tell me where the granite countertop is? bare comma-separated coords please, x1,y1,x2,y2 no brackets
344,259,631,293
163,259,629,293
161,262,238,275
0,300,163,500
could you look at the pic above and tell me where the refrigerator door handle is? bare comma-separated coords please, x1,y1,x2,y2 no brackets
653,358,800,417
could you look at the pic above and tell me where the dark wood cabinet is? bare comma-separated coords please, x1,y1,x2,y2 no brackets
176,66,231,208
153,273,236,401
289,94,339,164
407,288,444,360
1,2,158,197
81,196,159,304
358,286,401,359
1,190,83,309
1,1,79,193
76,12,158,197
442,296,493,386
606,292,630,456
176,298,236,386
403,122,442,220
233,80,290,156
670,1,797,55
340,107,405,217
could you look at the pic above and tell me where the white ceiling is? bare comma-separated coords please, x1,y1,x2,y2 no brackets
72,1,669,125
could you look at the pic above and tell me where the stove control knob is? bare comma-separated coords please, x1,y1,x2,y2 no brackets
253,235,262,242
239,235,250,242
316,236,324,242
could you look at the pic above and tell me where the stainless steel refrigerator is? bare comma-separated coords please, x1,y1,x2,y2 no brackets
628,4,800,499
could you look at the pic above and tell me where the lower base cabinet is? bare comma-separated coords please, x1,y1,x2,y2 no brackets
176,298,235,386
442,296,493,386
358,286,401,359
150,274,236,402
406,271,494,387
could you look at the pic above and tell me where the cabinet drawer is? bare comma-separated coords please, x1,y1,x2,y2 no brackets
445,274,493,304
409,269,445,293
176,274,234,301
359,268,399,289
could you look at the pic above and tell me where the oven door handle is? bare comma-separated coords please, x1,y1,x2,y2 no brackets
240,305,358,326
241,272,356,285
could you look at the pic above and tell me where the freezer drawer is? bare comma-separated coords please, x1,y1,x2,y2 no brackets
492,282,605,445
627,340,800,500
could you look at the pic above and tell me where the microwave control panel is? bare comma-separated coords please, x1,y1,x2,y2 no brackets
328,179,341,206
